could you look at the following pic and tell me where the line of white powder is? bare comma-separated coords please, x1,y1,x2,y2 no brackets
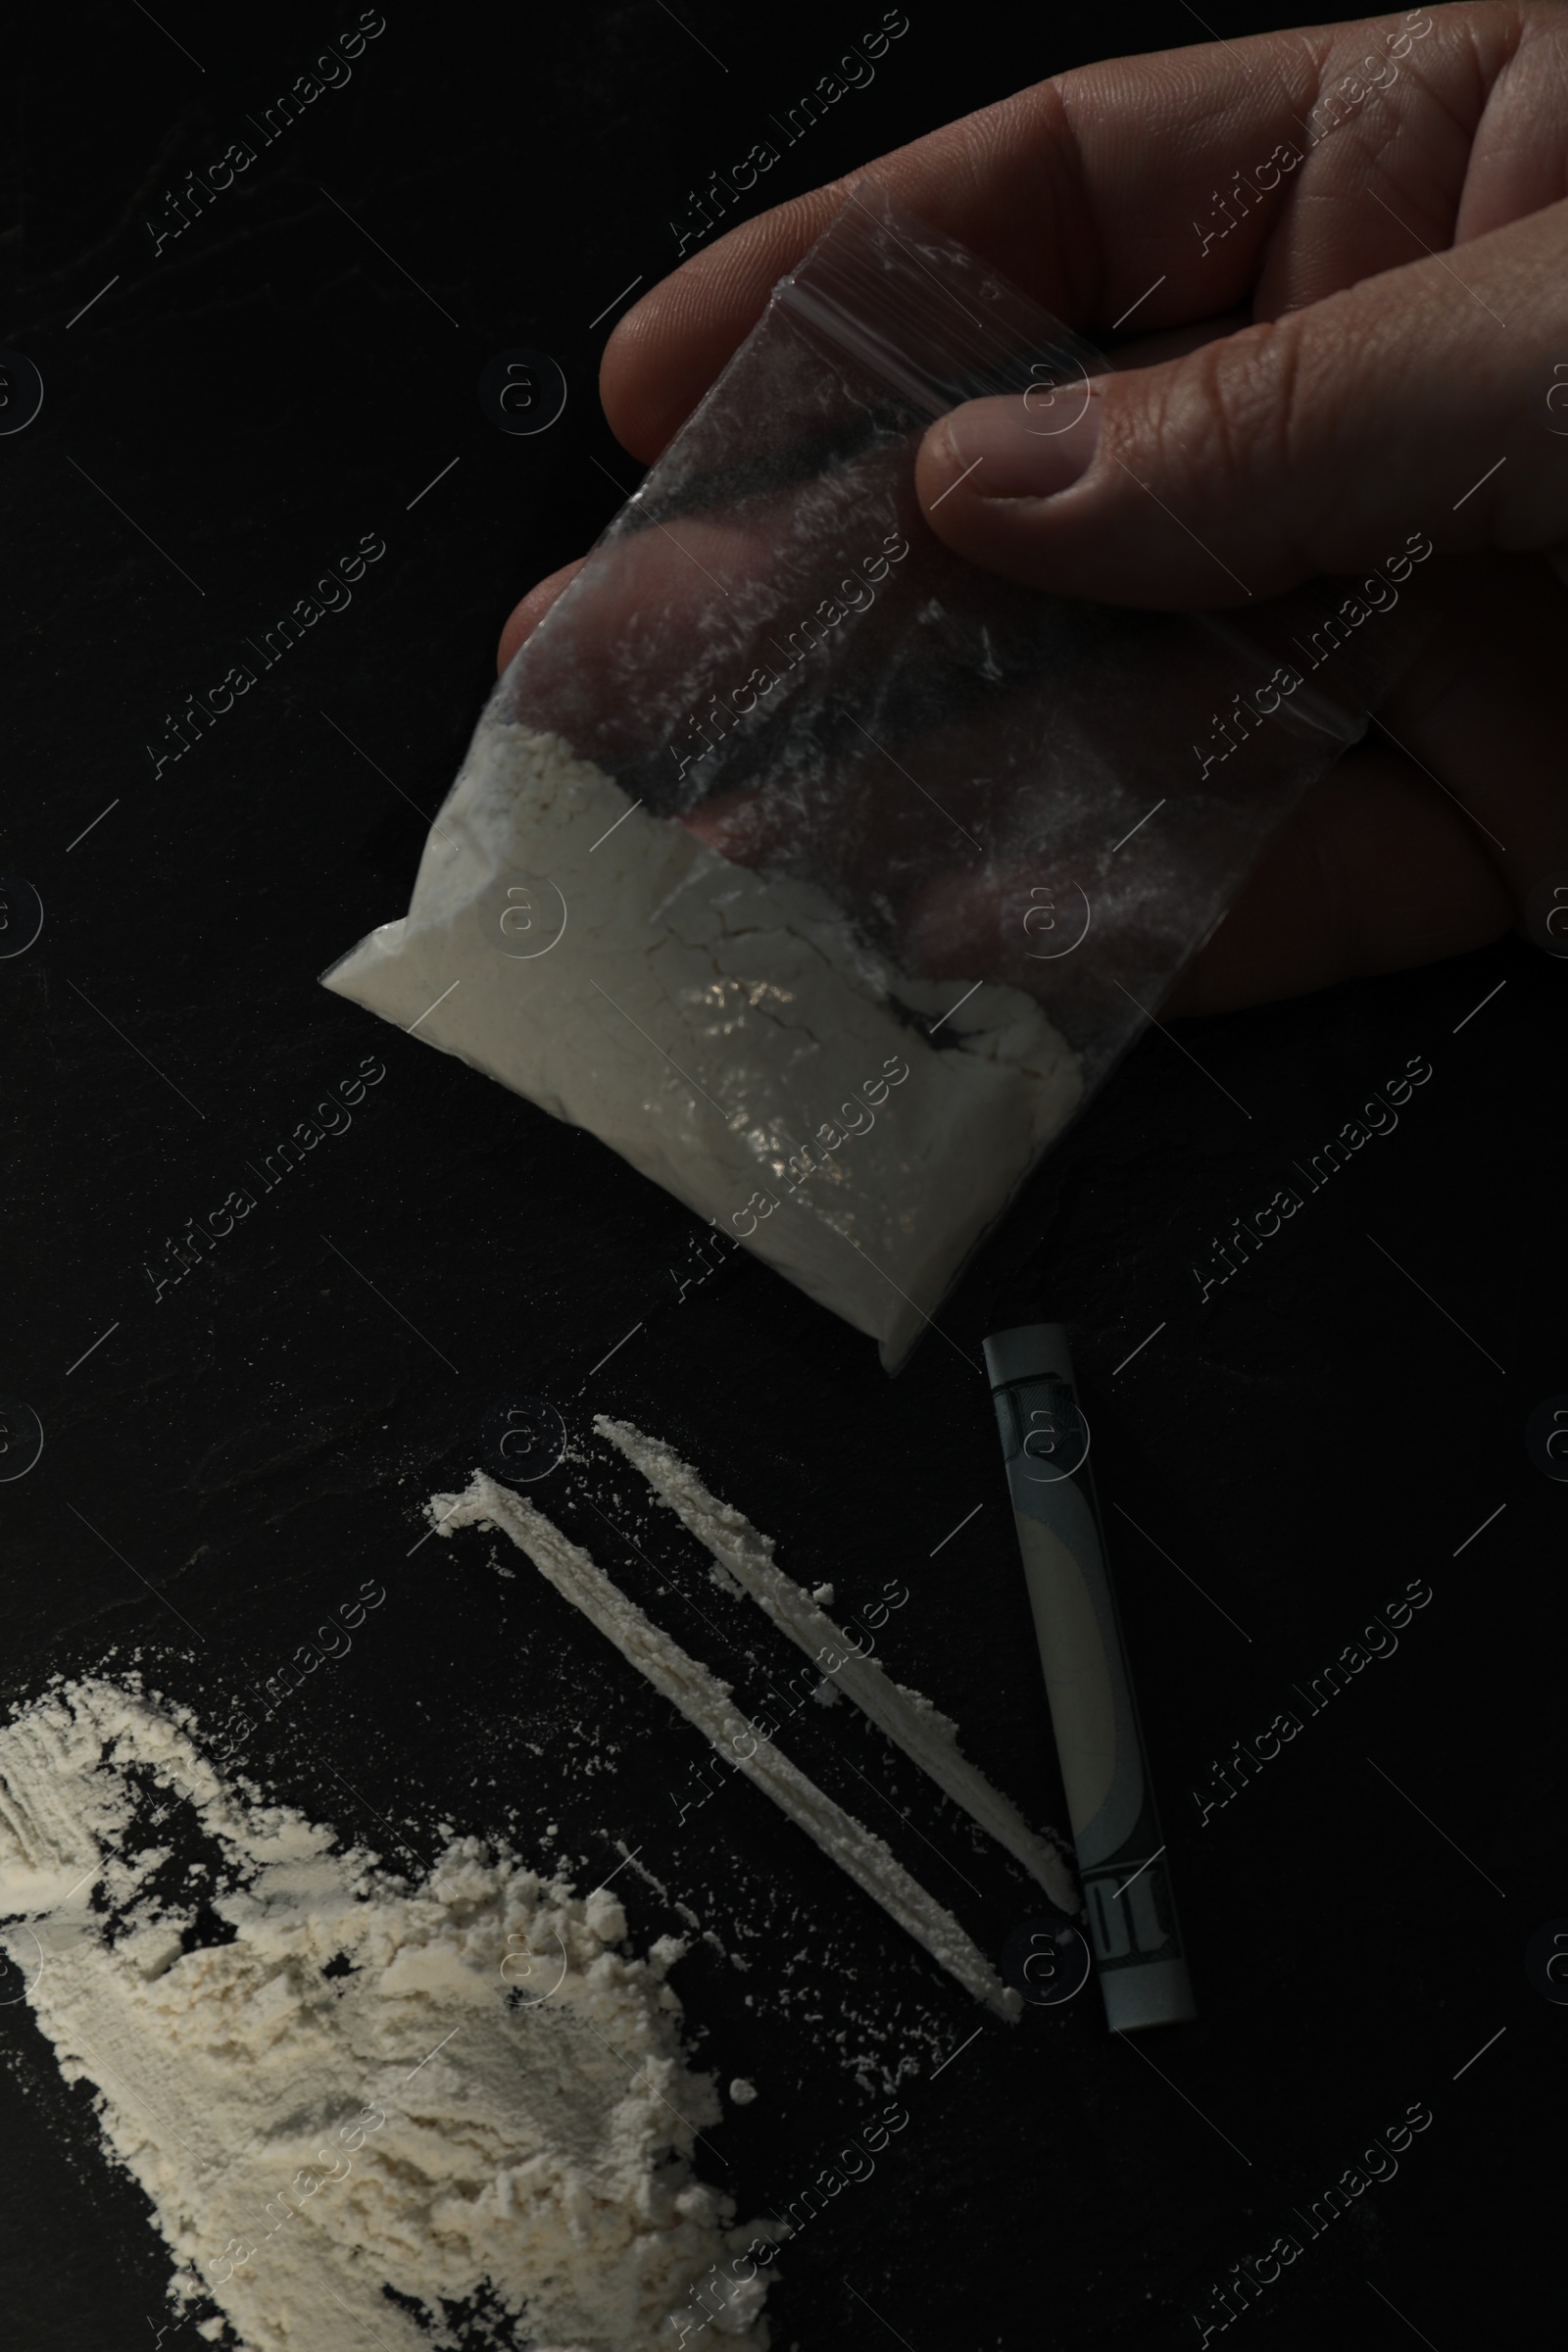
429,1475,1020,2021
597,1417,1078,1913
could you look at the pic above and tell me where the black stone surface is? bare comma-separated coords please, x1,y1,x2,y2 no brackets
2,3,1559,2346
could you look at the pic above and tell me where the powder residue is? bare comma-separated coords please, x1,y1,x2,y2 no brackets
0,1677,770,2350
431,1475,1020,2021
598,1415,1077,1911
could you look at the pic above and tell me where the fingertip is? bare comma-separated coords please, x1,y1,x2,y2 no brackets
913,413,991,564
495,596,538,676
598,230,764,463
913,414,964,504
496,558,588,675
600,291,680,465
600,188,849,461
914,391,1107,594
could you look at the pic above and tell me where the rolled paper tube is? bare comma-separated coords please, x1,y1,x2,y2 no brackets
983,1324,1196,2031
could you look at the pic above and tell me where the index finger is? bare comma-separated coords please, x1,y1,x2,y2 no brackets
601,5,1539,461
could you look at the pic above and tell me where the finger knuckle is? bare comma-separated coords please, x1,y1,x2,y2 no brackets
1141,318,1322,568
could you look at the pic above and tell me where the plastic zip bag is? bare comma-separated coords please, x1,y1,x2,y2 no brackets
324,184,1430,1368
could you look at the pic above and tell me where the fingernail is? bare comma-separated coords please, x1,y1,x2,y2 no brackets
936,389,1102,501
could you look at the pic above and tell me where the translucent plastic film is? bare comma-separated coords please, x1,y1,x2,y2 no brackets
324,185,1430,1366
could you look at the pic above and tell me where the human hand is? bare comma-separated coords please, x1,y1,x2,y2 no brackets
501,3,1568,1013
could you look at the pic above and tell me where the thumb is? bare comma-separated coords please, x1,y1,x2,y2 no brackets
915,201,1568,607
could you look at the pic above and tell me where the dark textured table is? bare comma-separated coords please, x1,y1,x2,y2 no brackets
2,4,1559,2345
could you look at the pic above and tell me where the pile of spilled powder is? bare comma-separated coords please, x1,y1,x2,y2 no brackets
0,1677,770,2350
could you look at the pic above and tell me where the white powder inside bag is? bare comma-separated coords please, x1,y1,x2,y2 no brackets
0,1678,770,2350
321,720,1083,1365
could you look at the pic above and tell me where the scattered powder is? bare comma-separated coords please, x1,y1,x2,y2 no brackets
0,1677,770,2351
322,720,1083,1366
599,1417,1077,1912
431,1476,1021,2022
